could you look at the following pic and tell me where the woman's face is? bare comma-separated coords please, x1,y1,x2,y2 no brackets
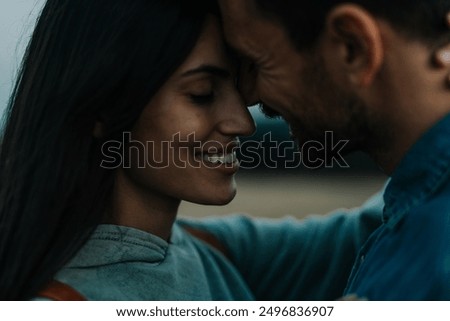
121,15,256,206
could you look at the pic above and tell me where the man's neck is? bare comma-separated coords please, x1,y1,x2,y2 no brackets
364,37,450,175
369,103,450,175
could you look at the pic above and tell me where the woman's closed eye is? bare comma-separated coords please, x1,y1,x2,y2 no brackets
190,91,215,105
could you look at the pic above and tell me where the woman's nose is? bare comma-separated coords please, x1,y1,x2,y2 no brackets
236,105,257,137
217,96,256,138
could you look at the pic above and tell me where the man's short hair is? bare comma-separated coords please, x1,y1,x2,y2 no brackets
255,0,450,50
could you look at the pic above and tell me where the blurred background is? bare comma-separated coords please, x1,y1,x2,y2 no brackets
0,0,387,220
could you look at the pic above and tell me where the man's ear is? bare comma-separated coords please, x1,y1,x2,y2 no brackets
323,4,384,87
434,12,450,87
435,44,450,87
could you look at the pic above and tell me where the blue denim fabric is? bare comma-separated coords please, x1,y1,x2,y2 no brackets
344,114,450,300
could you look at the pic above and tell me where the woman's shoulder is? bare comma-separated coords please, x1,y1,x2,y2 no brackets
41,223,251,300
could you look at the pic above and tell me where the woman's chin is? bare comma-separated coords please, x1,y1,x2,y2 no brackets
188,189,237,206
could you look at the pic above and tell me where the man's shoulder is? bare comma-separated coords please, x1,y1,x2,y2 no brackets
346,186,450,300
410,182,450,225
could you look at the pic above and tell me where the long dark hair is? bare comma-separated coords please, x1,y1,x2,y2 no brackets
0,0,214,300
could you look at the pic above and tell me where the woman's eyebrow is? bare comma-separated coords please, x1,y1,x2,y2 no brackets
181,64,231,79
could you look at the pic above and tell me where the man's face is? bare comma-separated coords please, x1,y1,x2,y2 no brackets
219,0,370,149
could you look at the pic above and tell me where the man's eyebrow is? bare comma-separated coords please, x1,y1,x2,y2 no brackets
181,64,231,79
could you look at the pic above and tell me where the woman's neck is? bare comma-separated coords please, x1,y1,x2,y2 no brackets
107,169,180,241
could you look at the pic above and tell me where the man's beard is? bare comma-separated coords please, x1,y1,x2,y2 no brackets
287,54,374,156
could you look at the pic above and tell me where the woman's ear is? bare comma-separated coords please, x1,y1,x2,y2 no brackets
93,121,106,139
323,4,384,87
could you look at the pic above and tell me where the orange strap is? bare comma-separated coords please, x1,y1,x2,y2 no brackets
38,280,86,301
183,227,231,260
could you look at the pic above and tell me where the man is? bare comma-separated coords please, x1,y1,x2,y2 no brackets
217,0,450,299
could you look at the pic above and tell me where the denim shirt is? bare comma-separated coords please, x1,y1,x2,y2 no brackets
344,114,450,300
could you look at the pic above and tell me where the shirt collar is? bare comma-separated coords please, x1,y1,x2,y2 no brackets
383,113,450,228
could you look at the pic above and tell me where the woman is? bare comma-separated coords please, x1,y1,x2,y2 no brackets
0,0,256,300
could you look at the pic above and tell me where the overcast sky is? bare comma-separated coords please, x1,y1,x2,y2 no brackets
0,0,44,115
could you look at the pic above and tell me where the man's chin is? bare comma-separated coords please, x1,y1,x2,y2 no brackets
289,126,358,168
